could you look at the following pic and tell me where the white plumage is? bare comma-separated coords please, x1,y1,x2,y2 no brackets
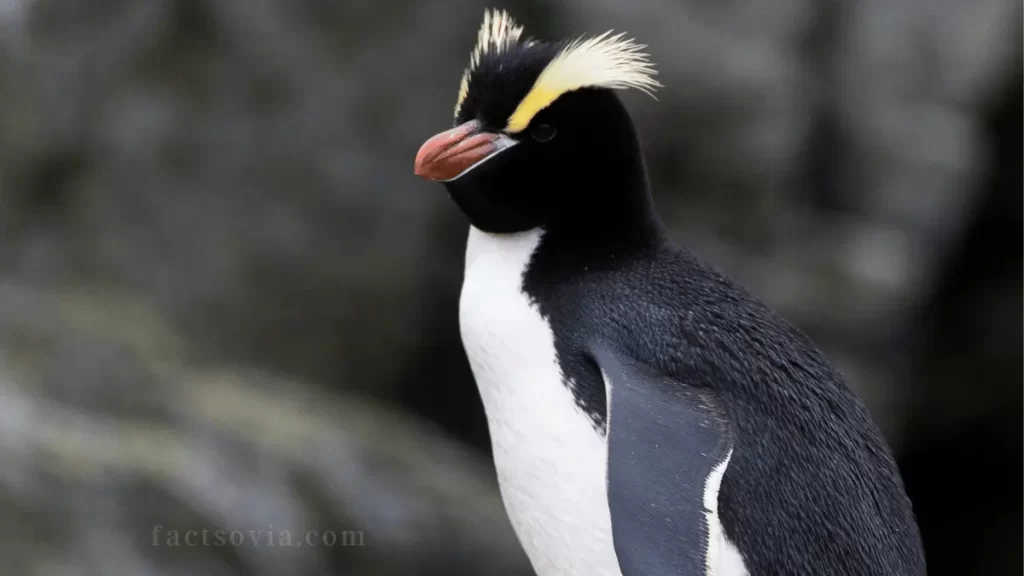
460,226,623,576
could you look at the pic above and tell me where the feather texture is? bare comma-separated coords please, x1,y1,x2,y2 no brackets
505,31,660,132
454,10,660,129
454,9,527,118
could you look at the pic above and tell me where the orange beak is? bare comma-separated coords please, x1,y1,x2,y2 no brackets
414,120,514,182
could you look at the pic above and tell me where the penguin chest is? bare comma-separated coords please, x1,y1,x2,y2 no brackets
459,227,621,576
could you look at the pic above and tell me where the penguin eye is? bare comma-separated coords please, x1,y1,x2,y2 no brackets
531,124,557,142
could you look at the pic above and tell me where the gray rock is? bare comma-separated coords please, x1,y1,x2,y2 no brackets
0,285,531,576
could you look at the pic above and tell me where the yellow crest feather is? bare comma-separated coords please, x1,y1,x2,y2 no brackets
454,11,661,129
505,31,660,133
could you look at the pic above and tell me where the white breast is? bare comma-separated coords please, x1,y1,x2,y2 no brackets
459,226,622,576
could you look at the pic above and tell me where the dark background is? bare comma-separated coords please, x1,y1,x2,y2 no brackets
0,1,1020,575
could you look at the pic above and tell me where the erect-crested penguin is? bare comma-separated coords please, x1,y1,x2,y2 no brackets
413,9,926,576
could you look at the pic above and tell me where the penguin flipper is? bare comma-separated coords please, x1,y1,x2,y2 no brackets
593,346,734,576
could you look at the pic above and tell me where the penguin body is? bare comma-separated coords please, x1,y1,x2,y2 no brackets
463,221,919,575
415,10,925,576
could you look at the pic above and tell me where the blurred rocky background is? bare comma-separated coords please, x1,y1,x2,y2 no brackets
0,1,1019,574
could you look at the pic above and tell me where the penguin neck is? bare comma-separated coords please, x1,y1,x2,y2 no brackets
544,130,663,261
549,180,659,254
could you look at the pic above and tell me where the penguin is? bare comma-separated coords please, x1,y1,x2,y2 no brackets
414,10,926,576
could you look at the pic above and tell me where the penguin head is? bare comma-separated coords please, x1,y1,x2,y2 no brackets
414,10,660,233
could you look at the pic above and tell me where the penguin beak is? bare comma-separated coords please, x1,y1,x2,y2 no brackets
414,120,516,182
